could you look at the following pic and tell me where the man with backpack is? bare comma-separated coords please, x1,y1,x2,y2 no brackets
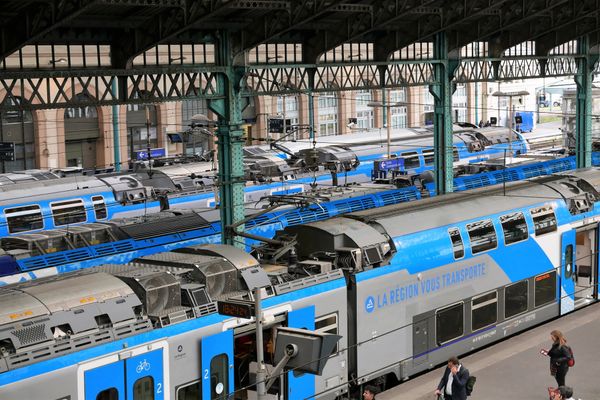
434,356,471,400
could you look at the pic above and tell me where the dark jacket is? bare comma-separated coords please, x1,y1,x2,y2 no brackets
548,343,570,370
437,365,470,400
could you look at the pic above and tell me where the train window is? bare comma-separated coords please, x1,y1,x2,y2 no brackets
51,199,87,226
210,353,229,400
92,196,107,220
530,206,557,236
422,149,434,166
564,244,574,280
133,376,154,400
500,212,529,245
535,271,557,307
448,228,464,259
471,291,498,331
400,152,420,169
96,388,118,400
5,205,43,233
436,302,463,345
452,147,459,162
504,280,528,318
176,381,201,400
466,219,497,254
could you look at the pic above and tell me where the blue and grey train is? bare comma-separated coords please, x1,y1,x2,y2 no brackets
0,125,528,238
0,168,598,400
0,155,582,285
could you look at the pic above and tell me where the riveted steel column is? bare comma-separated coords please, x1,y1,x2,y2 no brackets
431,32,459,194
210,31,246,246
575,36,596,168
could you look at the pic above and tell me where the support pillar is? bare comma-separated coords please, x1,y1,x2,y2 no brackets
209,31,246,246
430,32,459,195
575,36,597,169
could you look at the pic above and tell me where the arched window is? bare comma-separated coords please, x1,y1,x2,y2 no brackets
64,93,99,168
0,96,35,172
127,91,158,162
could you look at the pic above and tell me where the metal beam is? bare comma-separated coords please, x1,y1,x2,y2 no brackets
209,31,246,247
575,36,598,168
431,32,458,195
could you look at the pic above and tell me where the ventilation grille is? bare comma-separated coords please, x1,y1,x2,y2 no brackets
12,324,47,345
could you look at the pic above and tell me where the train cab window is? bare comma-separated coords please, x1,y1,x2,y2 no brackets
92,196,107,220
535,271,557,307
504,280,528,318
471,291,498,331
448,228,464,259
530,206,557,236
422,149,434,166
400,152,420,169
96,388,119,400
176,381,201,400
436,302,464,345
500,212,529,245
210,354,229,400
133,376,154,400
466,219,497,254
5,205,43,233
51,199,87,226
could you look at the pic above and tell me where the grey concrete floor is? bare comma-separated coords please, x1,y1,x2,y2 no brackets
378,302,600,400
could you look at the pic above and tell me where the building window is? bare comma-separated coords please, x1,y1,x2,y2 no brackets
467,219,498,254
535,271,556,307
355,90,374,129
127,91,159,162
181,99,210,157
0,96,36,172
436,302,463,345
500,212,529,245
390,89,407,128
318,92,338,136
472,291,498,331
505,280,528,318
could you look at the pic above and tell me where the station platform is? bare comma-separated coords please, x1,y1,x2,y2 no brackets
378,302,600,399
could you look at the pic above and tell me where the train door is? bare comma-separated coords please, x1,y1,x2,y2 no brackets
201,330,234,400
560,231,576,315
573,226,598,307
287,306,315,400
79,341,168,400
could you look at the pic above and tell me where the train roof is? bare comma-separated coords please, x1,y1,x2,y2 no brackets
0,175,109,204
348,169,600,237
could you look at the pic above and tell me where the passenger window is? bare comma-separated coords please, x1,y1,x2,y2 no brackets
400,152,420,169
452,147,459,162
467,219,497,254
505,281,528,318
92,196,107,220
210,354,229,400
535,271,557,307
177,381,201,400
51,199,87,226
530,206,557,236
500,212,528,245
5,205,43,233
422,149,434,166
96,388,118,400
564,244,574,279
472,291,497,331
133,376,154,400
436,302,463,345
448,228,464,259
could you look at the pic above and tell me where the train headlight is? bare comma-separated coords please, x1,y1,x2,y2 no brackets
381,242,391,255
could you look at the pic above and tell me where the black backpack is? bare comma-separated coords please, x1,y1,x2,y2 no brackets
466,375,477,396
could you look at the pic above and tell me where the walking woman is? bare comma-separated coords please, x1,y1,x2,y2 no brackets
545,330,571,387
